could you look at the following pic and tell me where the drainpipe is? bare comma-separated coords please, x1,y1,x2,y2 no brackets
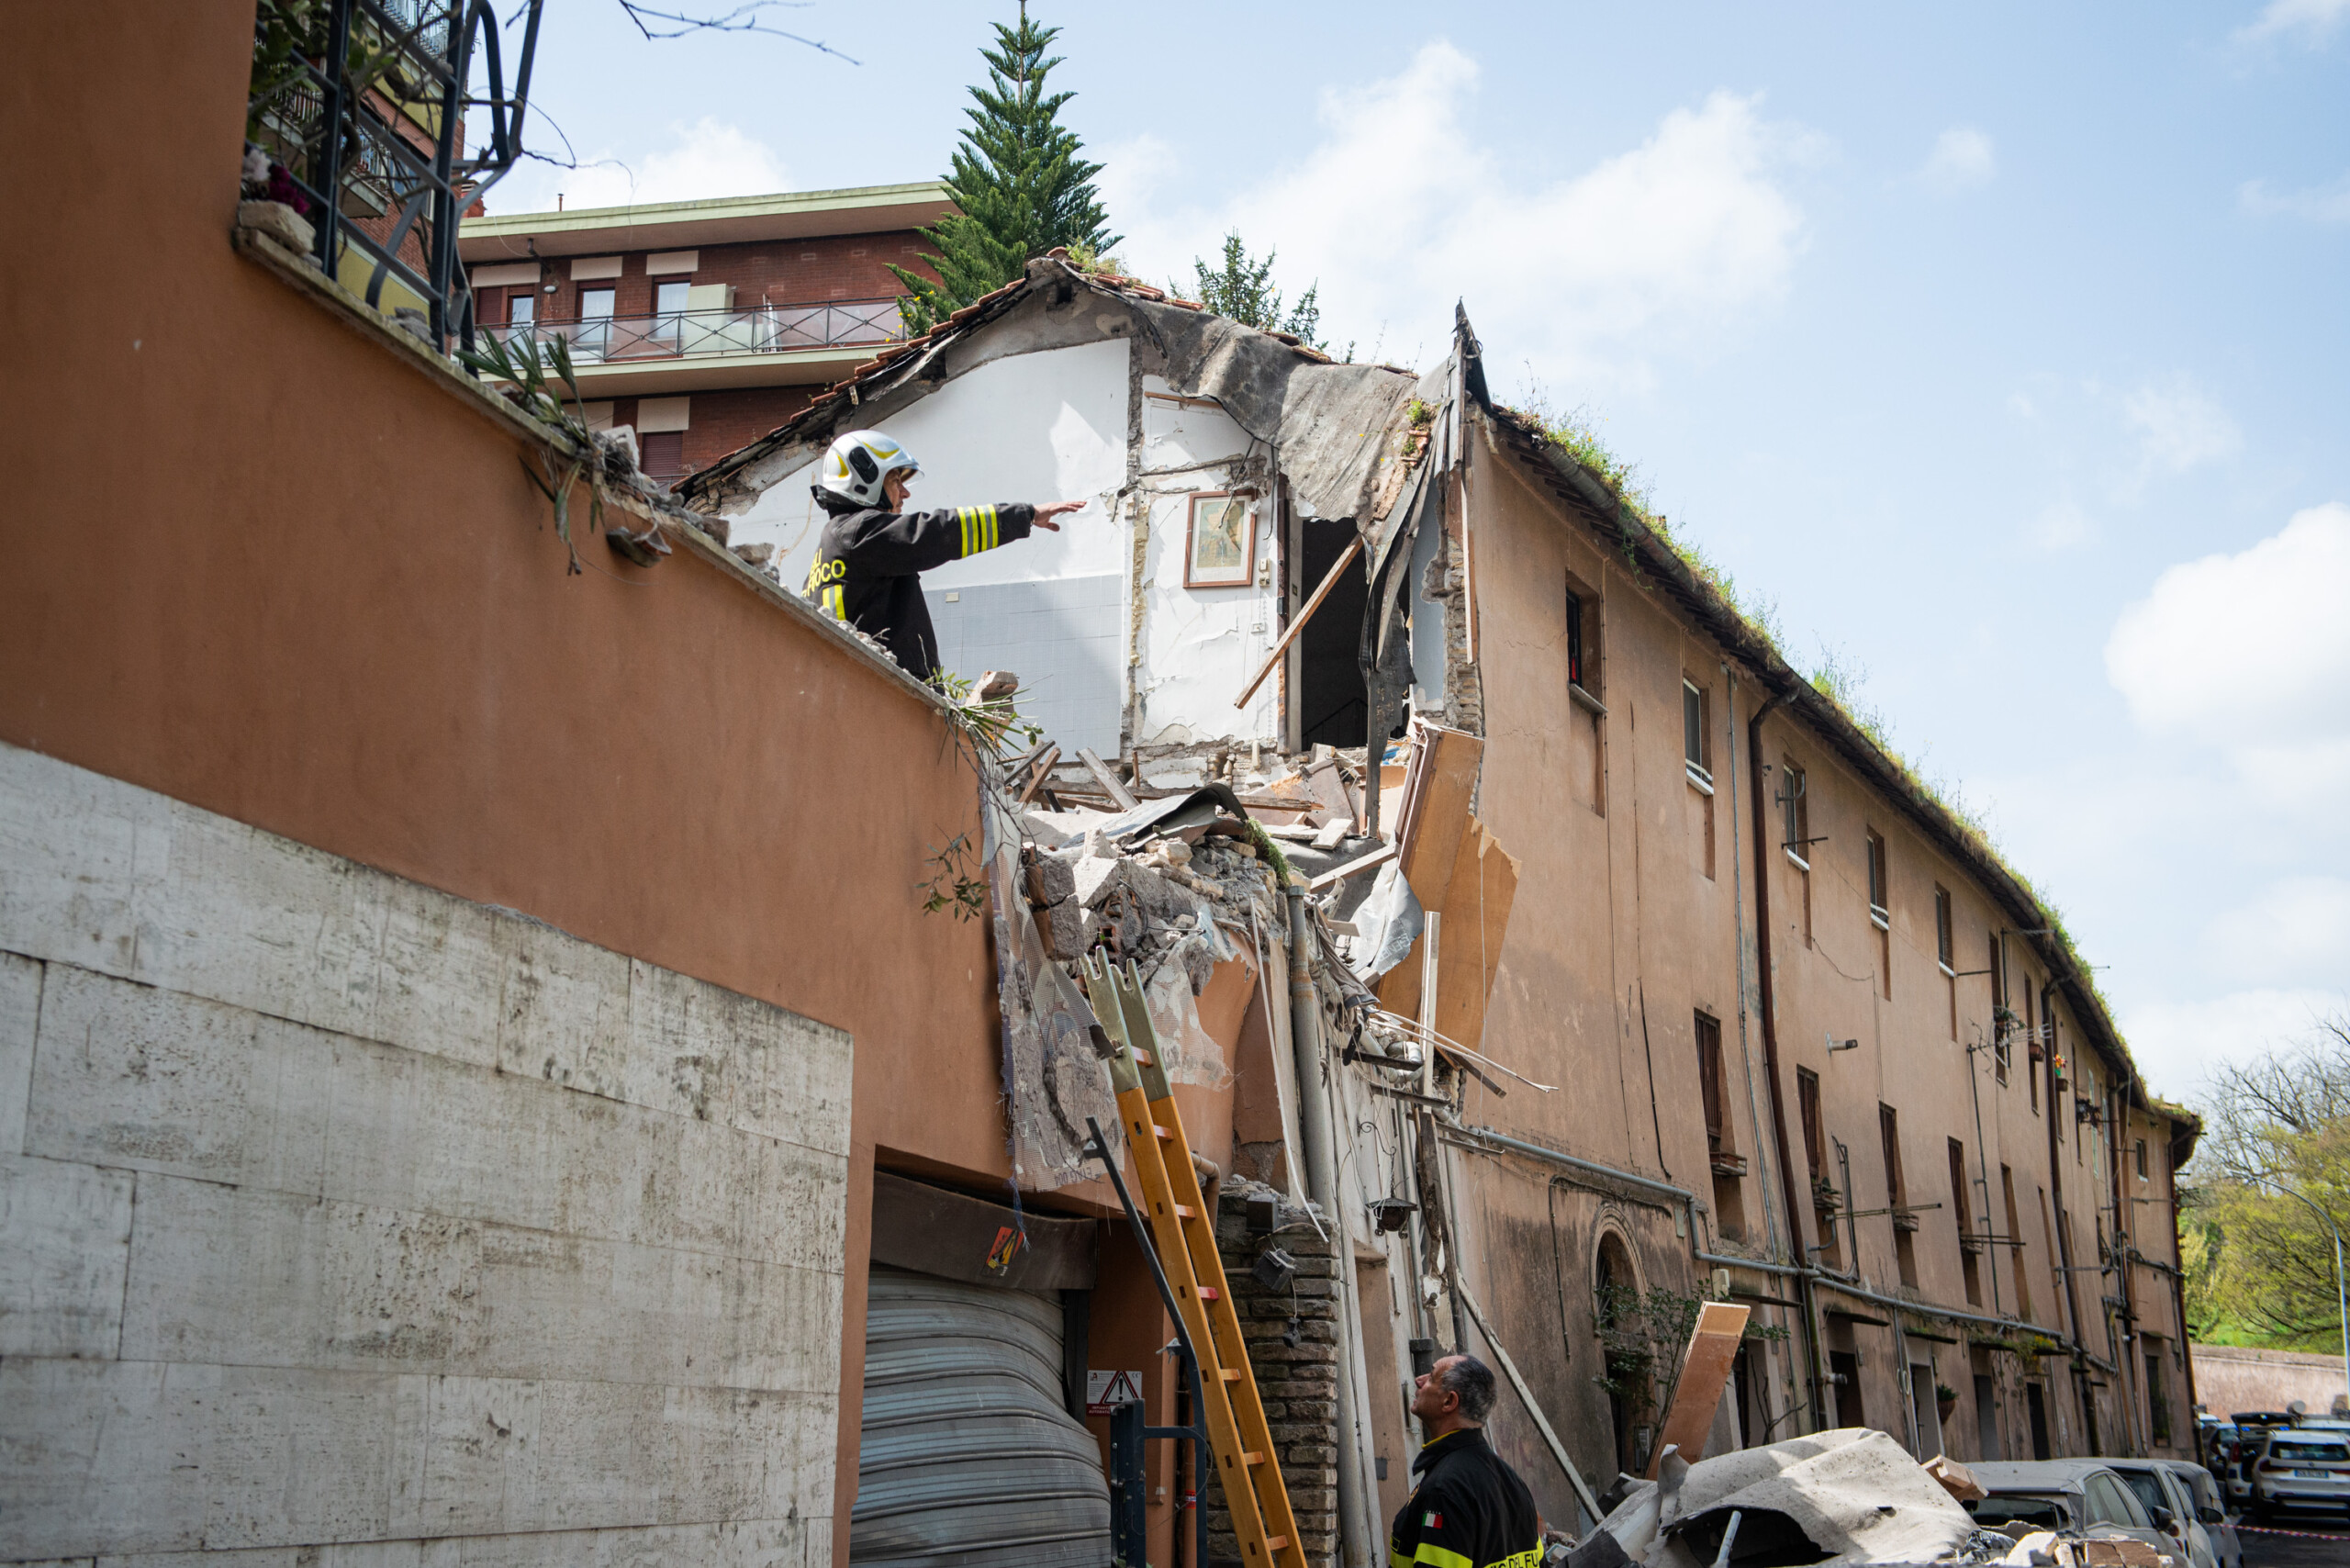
1286,884,1375,1566
1745,687,1827,1429
2108,1075,2145,1455
2042,976,2095,1452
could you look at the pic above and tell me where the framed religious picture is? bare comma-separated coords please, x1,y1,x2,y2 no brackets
1183,491,1256,588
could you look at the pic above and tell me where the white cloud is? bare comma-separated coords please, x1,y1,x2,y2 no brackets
2240,172,2350,223
1919,126,1996,191
2205,876,2350,986
488,118,788,216
2121,988,2347,1102
1106,42,1812,384
2105,502,2350,807
2121,375,2242,475
2235,0,2350,44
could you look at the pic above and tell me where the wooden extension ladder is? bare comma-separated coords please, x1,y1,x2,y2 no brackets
1080,955,1309,1568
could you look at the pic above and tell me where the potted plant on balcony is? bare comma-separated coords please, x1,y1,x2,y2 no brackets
1811,1176,1841,1216
1936,1383,1958,1425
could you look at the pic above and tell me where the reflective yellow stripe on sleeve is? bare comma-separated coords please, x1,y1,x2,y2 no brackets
826,585,844,621
1389,1551,1414,1568
984,504,999,550
959,506,976,556
1413,1545,1472,1568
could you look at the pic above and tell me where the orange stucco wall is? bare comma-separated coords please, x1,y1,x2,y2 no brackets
0,5,1055,1557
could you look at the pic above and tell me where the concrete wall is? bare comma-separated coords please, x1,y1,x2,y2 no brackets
2193,1345,2350,1419
0,743,852,1562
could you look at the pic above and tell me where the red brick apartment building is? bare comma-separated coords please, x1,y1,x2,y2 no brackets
458,183,951,486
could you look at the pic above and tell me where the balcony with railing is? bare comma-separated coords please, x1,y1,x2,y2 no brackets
484,299,903,372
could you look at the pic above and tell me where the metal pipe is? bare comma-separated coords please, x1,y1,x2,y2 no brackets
1447,1124,1697,1214
2043,975,2097,1451
1286,885,1376,1566
1744,689,1826,1432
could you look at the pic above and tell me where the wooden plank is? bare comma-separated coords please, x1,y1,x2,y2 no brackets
1234,533,1362,709
1076,747,1139,811
1017,744,1061,805
1648,1300,1751,1475
1307,843,1396,891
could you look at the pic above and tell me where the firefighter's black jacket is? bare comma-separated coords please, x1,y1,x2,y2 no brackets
1389,1428,1543,1568
804,498,1035,681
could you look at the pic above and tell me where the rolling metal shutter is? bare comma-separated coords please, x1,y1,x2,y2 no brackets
852,1267,1113,1567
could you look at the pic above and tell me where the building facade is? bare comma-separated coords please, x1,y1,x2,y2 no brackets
458,183,951,486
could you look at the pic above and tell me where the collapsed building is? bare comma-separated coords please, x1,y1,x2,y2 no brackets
680,253,2207,1562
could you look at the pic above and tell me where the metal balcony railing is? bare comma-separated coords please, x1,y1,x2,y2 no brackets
248,0,543,348
484,300,904,364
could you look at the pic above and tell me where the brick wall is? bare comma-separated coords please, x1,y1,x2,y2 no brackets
476,230,933,326
1205,1181,1342,1568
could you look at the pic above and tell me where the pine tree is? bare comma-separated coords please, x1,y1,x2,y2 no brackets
1185,232,1333,354
890,6,1117,333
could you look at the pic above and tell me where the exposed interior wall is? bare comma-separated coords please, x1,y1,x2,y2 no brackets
0,744,852,1563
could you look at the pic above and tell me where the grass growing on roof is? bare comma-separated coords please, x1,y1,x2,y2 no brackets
1498,389,2147,1092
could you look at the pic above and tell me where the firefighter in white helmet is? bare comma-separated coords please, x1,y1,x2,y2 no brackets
803,430,1083,681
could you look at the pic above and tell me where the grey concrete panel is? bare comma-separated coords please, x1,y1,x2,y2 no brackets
0,1361,834,1558
0,1152,131,1358
924,575,1123,757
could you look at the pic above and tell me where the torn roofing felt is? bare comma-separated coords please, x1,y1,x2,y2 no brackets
677,253,1428,527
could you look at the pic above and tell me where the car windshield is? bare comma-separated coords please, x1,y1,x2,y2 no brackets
1969,1494,2069,1530
2114,1472,2167,1518
2270,1440,2348,1462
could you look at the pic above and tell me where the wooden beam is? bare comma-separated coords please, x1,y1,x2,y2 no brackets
1306,843,1395,891
1075,747,1138,811
1233,532,1363,710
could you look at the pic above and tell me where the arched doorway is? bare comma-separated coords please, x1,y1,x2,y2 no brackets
1595,1231,1647,1477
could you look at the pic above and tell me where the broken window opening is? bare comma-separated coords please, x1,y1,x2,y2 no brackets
1296,516,1369,749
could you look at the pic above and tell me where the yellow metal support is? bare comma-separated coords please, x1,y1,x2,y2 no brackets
1081,956,1308,1568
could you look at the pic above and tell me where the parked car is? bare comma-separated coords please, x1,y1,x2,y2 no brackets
2203,1424,2252,1508
2248,1428,2350,1521
2226,1412,2295,1506
1965,1460,2177,1557
2105,1459,2220,1568
2155,1461,2241,1568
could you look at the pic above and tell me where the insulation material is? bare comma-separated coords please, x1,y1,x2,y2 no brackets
981,790,1122,1191
1142,920,1238,1091
1595,1429,1976,1568
1143,304,1422,522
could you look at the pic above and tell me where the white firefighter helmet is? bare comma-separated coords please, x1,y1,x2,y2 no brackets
816,429,920,508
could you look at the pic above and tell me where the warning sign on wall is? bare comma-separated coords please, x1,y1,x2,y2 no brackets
1086,1369,1145,1415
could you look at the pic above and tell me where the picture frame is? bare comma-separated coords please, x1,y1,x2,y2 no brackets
1182,491,1256,589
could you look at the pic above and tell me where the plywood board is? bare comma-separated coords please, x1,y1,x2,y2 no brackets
1649,1301,1751,1474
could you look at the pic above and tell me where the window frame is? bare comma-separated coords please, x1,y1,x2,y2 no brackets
1683,678,1712,786
1781,758,1812,869
1934,885,1955,974
1865,829,1889,928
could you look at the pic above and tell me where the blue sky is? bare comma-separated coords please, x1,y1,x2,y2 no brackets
487,1,2350,1105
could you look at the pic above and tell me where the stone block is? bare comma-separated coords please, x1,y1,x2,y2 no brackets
0,951,39,1156
0,1152,132,1357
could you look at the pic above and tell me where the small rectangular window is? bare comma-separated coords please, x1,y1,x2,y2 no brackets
508,292,535,327
2134,1139,2148,1180
1696,1014,1725,1150
1781,760,1810,867
1934,886,1954,971
1563,587,1584,689
1866,830,1888,922
1683,679,1710,780
655,279,691,316
1798,1068,1826,1181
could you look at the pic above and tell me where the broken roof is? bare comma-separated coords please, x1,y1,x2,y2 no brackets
678,253,1428,525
